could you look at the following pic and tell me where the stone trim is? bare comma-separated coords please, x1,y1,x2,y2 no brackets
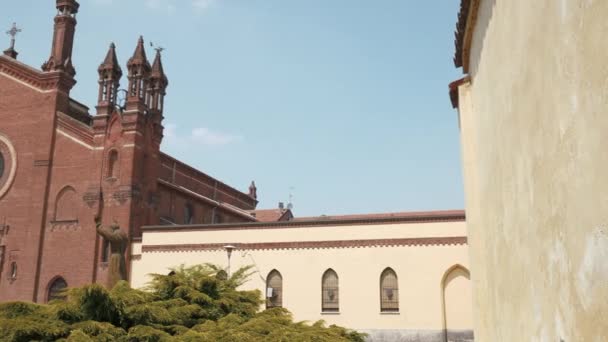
143,210,465,233
0,133,18,200
142,236,467,253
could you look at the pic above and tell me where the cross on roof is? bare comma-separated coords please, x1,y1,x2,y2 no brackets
6,23,21,49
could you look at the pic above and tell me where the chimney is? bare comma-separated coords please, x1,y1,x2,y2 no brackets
278,202,284,210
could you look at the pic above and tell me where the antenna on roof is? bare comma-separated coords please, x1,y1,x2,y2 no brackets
287,186,294,210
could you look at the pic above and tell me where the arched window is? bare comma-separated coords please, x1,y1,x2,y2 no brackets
54,186,78,221
322,269,339,312
184,203,194,224
380,268,399,312
107,150,119,178
48,277,68,302
266,270,283,309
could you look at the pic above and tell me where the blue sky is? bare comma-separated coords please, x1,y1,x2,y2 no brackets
5,0,464,216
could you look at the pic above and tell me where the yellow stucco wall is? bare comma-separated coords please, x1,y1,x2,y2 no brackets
457,0,608,340
131,220,472,340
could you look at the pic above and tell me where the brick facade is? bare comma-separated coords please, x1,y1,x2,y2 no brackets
0,0,258,303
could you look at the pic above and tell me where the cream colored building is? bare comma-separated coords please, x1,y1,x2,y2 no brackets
130,210,473,341
451,0,608,341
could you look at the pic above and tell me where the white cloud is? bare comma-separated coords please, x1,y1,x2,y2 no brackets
163,124,242,147
192,0,217,11
191,127,241,146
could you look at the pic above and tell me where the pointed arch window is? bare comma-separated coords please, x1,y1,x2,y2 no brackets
48,277,68,302
266,270,283,309
380,268,399,312
322,269,339,312
107,150,119,179
54,186,78,222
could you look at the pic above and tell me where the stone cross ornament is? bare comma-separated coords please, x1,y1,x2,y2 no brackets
6,23,21,50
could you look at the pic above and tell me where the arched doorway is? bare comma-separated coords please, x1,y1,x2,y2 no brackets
441,265,473,342
47,277,68,302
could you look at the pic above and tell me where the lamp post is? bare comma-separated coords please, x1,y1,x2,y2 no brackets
223,245,236,277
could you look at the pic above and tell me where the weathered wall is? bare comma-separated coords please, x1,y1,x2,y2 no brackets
458,0,608,340
132,220,473,341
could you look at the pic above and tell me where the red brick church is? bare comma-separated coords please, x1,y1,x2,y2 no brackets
0,0,282,302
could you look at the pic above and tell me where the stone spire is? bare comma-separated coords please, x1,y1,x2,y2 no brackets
126,36,151,111
42,0,80,76
96,43,122,115
147,49,168,113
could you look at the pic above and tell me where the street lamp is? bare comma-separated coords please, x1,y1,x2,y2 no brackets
223,245,236,277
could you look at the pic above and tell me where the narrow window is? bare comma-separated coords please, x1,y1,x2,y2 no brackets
380,268,399,312
266,270,283,309
322,269,339,312
48,277,68,302
184,203,194,224
107,150,119,178
9,262,17,280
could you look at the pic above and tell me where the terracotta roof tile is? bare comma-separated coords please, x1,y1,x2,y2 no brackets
249,209,292,222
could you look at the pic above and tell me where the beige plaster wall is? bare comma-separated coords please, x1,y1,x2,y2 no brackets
131,221,472,339
458,0,608,340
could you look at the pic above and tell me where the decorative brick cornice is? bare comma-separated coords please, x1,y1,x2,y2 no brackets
143,210,465,233
83,189,102,208
0,55,75,92
49,220,79,231
142,236,467,253
112,185,142,204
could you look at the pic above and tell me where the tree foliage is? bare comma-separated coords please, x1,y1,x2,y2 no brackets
0,264,366,342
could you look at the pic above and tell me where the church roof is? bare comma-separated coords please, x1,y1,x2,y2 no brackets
294,209,465,222
143,209,466,232
453,0,480,73
249,209,293,222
